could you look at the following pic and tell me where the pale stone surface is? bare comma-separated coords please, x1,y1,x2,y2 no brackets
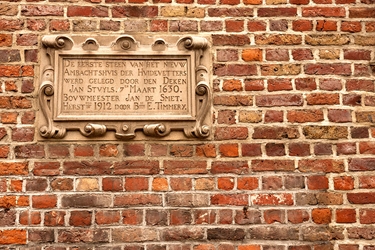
76,178,99,191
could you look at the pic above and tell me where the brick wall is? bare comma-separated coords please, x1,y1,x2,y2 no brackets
1,0,375,249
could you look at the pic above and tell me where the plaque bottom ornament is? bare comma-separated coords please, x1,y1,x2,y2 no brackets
38,35,212,141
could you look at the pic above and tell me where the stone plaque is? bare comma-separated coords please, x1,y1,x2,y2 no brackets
38,35,211,140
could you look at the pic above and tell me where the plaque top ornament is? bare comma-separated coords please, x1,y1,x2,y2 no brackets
38,35,211,141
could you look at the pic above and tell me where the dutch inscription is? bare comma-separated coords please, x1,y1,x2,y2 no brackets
58,57,190,118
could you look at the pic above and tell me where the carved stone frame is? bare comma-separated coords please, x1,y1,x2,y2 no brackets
38,35,211,141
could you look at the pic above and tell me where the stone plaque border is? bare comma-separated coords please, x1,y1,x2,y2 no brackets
38,35,211,141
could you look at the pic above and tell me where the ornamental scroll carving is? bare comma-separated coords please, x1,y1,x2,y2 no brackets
38,35,211,141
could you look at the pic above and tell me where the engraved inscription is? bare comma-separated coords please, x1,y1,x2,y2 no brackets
57,57,191,119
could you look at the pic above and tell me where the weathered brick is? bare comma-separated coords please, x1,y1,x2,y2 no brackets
303,126,348,139
58,229,109,243
253,126,299,139
112,228,157,242
211,161,248,174
61,194,111,208
114,194,162,206
207,228,245,240
299,159,344,173
248,226,298,240
211,194,248,206
113,160,159,175
162,228,204,241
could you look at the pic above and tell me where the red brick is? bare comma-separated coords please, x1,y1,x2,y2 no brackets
50,20,70,31
287,209,309,224
219,144,239,157
238,177,258,190
346,79,374,91
289,143,310,156
0,34,12,46
270,20,288,31
170,177,192,191
349,7,375,18
242,143,261,157
125,177,148,191
262,176,283,190
95,210,120,225
0,145,9,158
99,144,118,157
70,210,92,226
359,176,375,188
102,177,123,191
347,193,375,204
44,211,65,226
264,210,285,224
256,94,303,107
359,209,375,224
334,176,354,190
212,35,250,46
225,20,244,32
247,21,266,31
307,175,328,190
312,208,331,224
265,143,285,156
218,209,233,224
124,143,145,156
170,144,193,157
349,158,375,171
150,144,167,157
152,177,168,191
307,93,340,105
211,161,248,174
32,195,57,209
114,194,162,206
12,127,34,142
215,127,248,140
337,143,356,155
267,79,292,91
113,160,159,175
213,95,252,106
303,7,345,17
122,209,143,225
9,180,22,192
316,20,337,31
112,6,158,18
164,160,206,175
258,8,297,17
50,178,73,191
336,209,356,223
252,159,294,172
293,20,313,31
253,126,299,139
150,20,168,32
287,109,323,123
320,79,342,91
328,109,352,123
264,110,283,123
211,194,248,206
0,229,26,245
214,63,257,76
295,78,317,90
305,64,351,76
0,162,28,176
74,145,94,157
170,209,192,225
63,161,111,175
196,144,216,158
299,159,344,173
244,79,264,91
26,178,47,191
48,145,70,158
251,193,293,206
218,177,234,190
